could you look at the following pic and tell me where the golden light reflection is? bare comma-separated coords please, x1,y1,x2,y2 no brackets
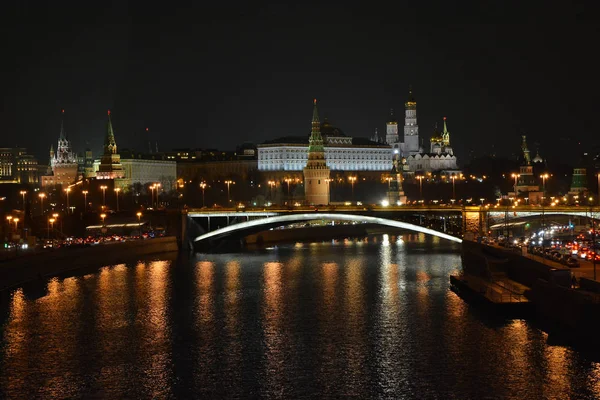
263,261,284,392
544,345,570,398
142,260,172,397
147,260,169,337
322,262,338,311
196,261,215,326
344,258,368,392
223,260,242,387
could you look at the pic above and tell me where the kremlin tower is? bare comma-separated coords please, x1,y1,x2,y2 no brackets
96,110,125,180
303,99,330,205
403,87,420,155
41,109,79,188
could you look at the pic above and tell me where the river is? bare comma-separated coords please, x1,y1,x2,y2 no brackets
1,233,600,398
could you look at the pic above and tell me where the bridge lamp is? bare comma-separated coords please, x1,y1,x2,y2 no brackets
100,213,106,225
381,199,389,207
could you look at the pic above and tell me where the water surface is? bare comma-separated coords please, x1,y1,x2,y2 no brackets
1,234,600,399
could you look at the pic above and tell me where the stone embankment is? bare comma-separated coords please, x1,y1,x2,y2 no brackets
0,237,179,292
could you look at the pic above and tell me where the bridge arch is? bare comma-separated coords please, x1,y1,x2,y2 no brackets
193,213,462,243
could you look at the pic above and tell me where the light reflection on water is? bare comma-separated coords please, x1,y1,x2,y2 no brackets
2,235,600,398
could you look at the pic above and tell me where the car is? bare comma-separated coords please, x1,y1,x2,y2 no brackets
566,258,580,268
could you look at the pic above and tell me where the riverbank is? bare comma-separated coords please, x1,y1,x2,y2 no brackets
459,240,600,345
0,236,179,292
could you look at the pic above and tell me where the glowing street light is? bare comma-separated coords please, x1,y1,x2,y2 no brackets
284,178,292,203
137,211,142,225
416,175,424,200
511,173,520,194
224,180,234,204
38,192,46,216
100,185,108,207
348,176,357,200
200,182,207,207
82,190,88,212
451,175,457,200
154,183,162,208
100,213,106,225
114,187,121,211
267,180,275,201
19,190,27,211
48,218,55,239
13,217,19,231
64,187,71,213
540,173,550,205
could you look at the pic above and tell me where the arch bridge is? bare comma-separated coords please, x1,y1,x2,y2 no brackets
182,205,599,251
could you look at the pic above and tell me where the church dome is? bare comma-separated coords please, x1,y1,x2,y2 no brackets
320,118,346,137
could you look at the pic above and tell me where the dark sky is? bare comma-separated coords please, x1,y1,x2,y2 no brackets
2,1,598,165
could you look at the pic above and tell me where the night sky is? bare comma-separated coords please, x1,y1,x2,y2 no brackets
2,2,598,165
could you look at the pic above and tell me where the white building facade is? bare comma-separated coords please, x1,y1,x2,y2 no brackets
93,158,177,191
258,140,391,171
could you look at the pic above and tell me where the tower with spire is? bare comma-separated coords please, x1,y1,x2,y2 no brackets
303,99,330,205
97,110,125,179
403,86,420,155
41,109,80,188
386,109,399,145
515,135,541,199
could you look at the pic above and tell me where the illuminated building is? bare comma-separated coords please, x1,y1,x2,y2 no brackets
0,147,40,184
388,88,460,176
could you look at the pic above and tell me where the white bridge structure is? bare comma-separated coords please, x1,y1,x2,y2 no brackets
183,205,599,251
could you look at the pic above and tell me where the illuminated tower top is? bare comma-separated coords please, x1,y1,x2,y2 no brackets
104,109,118,155
521,135,531,165
442,116,450,146
403,86,420,154
386,109,399,144
306,99,325,164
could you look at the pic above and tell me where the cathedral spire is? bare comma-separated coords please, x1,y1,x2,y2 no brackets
104,109,117,155
59,109,66,140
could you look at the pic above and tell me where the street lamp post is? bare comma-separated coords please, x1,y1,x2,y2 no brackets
20,190,27,211
38,192,46,216
154,183,161,208
284,178,292,204
48,218,55,239
64,187,71,213
137,211,142,227
511,173,520,195
540,173,549,205
417,175,424,200
224,180,234,204
451,175,456,200
267,180,275,202
100,213,106,225
200,182,207,207
349,176,357,201
100,185,107,208
114,187,121,211
82,190,88,212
